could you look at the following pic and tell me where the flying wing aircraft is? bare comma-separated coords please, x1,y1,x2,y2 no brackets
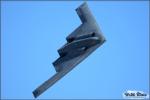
33,2,106,98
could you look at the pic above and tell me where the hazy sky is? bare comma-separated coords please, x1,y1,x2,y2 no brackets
1,1,149,99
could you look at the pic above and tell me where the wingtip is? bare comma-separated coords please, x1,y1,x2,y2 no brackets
32,90,38,98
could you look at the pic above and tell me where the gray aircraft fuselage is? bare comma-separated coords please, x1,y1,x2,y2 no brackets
33,2,106,98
